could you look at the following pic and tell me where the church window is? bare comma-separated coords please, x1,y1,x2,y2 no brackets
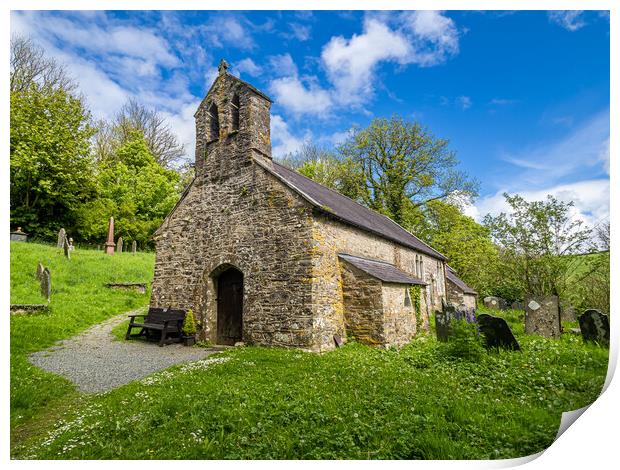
207,102,219,141
231,94,240,131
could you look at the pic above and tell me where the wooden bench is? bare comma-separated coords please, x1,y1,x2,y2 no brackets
125,307,186,347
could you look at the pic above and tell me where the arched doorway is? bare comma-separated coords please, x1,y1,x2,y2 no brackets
216,267,243,345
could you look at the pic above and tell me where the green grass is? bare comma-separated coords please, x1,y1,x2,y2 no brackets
10,242,609,459
10,242,154,436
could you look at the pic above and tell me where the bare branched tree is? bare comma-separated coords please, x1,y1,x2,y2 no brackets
596,220,610,251
10,34,77,93
114,99,185,168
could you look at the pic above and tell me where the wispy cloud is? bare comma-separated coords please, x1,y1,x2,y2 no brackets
456,96,472,110
270,114,311,157
234,58,262,78
548,11,586,31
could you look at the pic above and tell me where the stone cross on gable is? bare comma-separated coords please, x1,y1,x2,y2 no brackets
218,59,229,75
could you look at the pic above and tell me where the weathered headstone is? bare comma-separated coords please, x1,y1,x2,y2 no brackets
10,227,28,242
116,237,123,253
63,236,71,259
511,301,524,311
40,267,51,302
578,309,610,347
333,334,344,347
477,313,520,351
104,216,115,255
57,228,66,248
67,237,75,252
483,296,507,310
132,240,137,254
525,295,560,338
435,311,450,342
36,262,44,280
560,302,577,322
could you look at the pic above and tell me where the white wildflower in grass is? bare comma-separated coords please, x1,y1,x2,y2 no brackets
179,356,231,373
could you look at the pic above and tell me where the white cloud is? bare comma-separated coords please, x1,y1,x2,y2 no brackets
203,16,255,49
468,179,610,228
321,18,413,106
398,10,460,66
500,109,610,186
270,114,311,157
267,54,299,77
234,58,262,78
456,96,472,110
270,76,333,117
548,11,586,31
288,23,312,41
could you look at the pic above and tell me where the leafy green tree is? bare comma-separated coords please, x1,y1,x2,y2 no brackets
76,132,180,246
339,115,478,225
10,86,96,239
412,200,500,297
483,193,594,299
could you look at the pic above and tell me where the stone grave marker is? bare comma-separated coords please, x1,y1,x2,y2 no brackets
132,240,137,254
104,217,115,255
483,296,507,310
36,262,44,280
477,313,520,351
578,309,610,347
40,267,51,302
57,228,66,248
63,236,71,259
525,295,560,338
435,310,450,341
117,237,123,253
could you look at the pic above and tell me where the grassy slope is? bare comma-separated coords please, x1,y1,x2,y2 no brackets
10,242,154,433
11,242,608,459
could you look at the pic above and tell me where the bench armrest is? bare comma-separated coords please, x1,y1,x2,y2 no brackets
128,313,147,319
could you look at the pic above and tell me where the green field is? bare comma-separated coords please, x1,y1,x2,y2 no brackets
10,242,609,459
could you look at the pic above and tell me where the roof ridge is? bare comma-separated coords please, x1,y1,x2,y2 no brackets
270,160,446,260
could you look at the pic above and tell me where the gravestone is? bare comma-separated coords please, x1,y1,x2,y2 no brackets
117,237,123,253
435,311,450,342
63,237,71,259
483,296,507,310
132,240,137,254
333,334,344,347
40,267,51,302
67,237,75,252
477,313,520,351
525,295,560,338
560,302,577,322
578,309,610,347
511,301,524,311
57,228,66,248
10,227,28,242
104,216,115,255
36,262,44,280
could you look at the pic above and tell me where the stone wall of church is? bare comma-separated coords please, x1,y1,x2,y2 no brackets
309,215,446,350
446,280,477,310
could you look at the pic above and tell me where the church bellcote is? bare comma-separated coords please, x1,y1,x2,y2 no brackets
194,59,272,177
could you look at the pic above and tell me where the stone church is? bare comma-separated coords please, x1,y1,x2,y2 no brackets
151,60,473,351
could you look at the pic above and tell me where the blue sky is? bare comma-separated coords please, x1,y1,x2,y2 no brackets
11,10,610,226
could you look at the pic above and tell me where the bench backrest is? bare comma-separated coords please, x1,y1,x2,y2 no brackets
146,307,186,324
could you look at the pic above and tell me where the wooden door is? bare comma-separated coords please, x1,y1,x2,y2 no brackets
217,268,243,345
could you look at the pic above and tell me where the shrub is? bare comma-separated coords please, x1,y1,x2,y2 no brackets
443,319,485,361
182,309,196,336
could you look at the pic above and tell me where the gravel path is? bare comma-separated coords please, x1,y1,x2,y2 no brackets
29,311,221,393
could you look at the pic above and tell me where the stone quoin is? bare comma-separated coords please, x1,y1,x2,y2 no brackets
150,60,469,351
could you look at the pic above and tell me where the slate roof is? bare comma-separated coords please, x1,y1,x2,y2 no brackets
338,253,427,285
446,266,477,295
255,158,446,260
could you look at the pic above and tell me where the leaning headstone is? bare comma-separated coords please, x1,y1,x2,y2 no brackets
116,237,123,253
525,295,560,338
578,309,610,347
67,237,75,252
40,267,51,302
63,237,71,259
511,301,524,311
36,262,44,280
483,296,507,310
57,228,66,248
132,240,137,254
477,313,520,351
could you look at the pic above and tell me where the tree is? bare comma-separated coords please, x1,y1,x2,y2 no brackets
413,200,500,297
112,99,185,168
76,132,181,246
483,193,594,299
339,115,478,225
10,34,76,94
10,86,96,239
